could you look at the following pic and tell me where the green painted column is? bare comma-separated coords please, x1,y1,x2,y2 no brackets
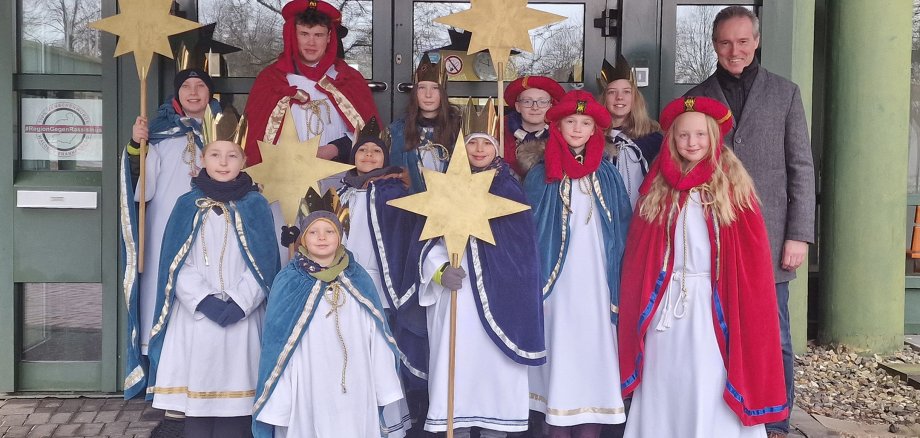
761,0,815,354
820,0,910,352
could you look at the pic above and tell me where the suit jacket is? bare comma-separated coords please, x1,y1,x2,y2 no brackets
687,66,815,283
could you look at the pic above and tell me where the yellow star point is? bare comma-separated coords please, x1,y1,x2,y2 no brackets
387,135,529,259
434,0,565,67
246,109,355,224
89,0,201,78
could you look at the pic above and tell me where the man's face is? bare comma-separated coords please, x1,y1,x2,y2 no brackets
177,77,209,118
713,16,760,76
295,23,331,64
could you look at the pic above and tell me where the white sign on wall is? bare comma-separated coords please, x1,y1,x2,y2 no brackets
21,98,103,162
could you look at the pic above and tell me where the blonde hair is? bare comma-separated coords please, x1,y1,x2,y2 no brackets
638,115,757,224
604,80,661,138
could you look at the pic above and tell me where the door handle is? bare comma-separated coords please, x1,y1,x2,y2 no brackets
367,81,389,92
396,82,414,93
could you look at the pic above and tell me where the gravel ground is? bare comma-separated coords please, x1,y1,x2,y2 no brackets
795,344,920,430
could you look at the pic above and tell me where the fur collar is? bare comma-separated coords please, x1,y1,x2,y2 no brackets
514,138,546,177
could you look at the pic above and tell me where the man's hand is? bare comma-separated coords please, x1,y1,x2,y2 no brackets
317,144,339,160
132,116,148,144
781,240,808,271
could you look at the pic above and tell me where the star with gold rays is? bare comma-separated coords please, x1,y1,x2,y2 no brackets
434,0,564,67
90,0,201,77
388,135,530,260
246,110,354,224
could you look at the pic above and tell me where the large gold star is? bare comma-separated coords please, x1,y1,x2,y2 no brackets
246,109,355,224
89,0,201,78
434,0,564,67
387,135,530,259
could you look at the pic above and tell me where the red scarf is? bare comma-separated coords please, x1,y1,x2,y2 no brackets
619,143,788,426
542,124,605,182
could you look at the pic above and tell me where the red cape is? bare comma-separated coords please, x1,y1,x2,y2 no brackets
618,190,788,426
243,60,378,165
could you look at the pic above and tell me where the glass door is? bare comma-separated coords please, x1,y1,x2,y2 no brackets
391,0,614,119
658,0,762,109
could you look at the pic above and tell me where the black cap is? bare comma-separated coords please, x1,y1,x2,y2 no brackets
174,68,215,99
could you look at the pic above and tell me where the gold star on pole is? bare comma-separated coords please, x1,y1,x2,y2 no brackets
434,0,564,67
246,110,354,224
90,0,201,78
387,134,530,260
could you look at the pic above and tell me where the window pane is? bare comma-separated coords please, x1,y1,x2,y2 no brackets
198,0,373,78
909,1,920,193
19,0,102,74
674,5,756,85
20,91,103,171
22,283,102,362
413,2,585,83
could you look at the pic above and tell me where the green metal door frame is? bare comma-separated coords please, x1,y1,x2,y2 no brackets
0,0,121,393
0,0,17,394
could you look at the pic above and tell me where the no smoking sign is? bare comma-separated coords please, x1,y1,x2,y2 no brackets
444,55,463,75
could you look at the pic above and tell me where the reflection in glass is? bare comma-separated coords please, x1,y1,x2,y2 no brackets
674,5,755,85
909,3,920,193
19,0,102,74
413,3,585,83
22,283,102,362
19,91,103,171
198,0,373,78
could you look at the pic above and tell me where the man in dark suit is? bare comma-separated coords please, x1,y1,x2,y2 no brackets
687,6,816,438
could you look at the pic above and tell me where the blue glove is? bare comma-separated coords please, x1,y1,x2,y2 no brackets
217,299,246,327
197,295,227,323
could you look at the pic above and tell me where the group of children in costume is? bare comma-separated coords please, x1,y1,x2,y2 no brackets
131,51,787,438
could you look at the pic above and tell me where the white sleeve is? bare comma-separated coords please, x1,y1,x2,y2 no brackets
134,145,160,202
224,267,266,317
174,249,214,319
370,318,404,408
418,240,449,308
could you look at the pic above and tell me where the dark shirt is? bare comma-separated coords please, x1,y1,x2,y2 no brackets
715,60,760,120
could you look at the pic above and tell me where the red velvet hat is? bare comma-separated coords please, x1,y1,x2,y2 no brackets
282,0,342,23
504,75,565,105
659,96,734,139
545,90,612,130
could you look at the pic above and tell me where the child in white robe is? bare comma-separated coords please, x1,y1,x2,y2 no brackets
253,211,406,438
522,90,632,438
618,96,787,438
146,137,280,438
418,125,545,438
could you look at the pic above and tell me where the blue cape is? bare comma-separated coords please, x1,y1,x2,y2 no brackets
419,162,546,365
388,118,446,194
118,148,146,398
523,160,632,324
144,188,280,400
252,255,400,438
148,98,222,150
117,99,221,398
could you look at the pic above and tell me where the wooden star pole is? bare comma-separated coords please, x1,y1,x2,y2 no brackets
90,0,201,272
387,134,530,438
435,0,564,161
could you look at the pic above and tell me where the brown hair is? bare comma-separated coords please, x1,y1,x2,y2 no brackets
604,80,661,138
402,83,461,151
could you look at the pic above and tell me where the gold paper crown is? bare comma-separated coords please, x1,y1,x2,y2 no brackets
203,107,249,148
415,52,448,87
463,97,499,139
176,43,225,78
355,116,382,142
597,54,635,90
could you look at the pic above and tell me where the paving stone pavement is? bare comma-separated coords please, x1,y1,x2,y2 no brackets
0,394,838,438
0,396,162,438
